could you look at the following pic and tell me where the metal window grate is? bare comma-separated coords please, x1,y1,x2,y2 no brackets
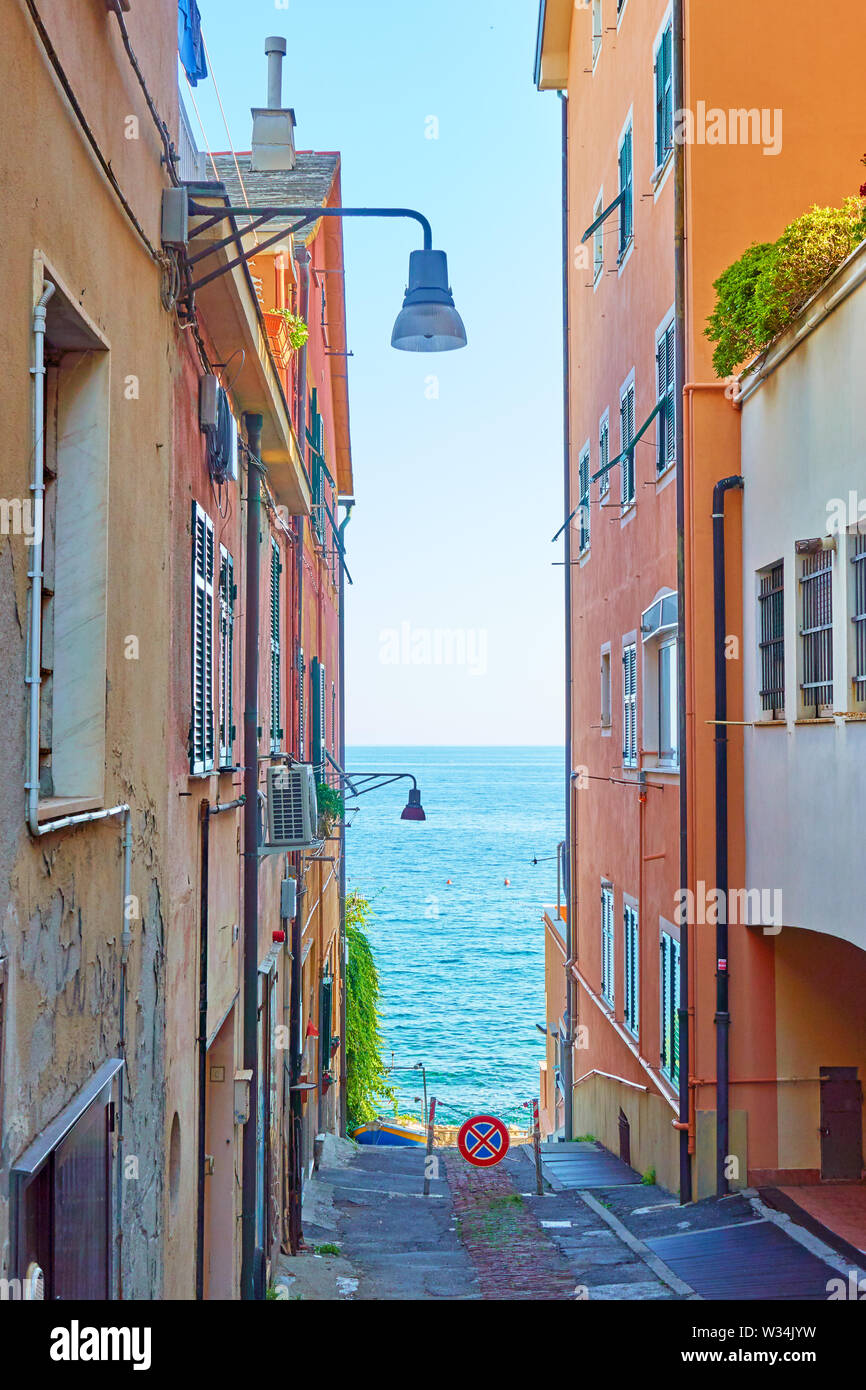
799,550,833,712
758,562,784,714
852,532,866,698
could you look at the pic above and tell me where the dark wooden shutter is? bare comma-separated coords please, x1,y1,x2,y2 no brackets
270,539,282,750
218,547,235,767
191,501,215,774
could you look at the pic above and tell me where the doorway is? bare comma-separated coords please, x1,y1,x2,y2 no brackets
819,1066,863,1180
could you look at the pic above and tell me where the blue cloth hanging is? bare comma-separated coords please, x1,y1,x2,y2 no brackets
178,0,208,86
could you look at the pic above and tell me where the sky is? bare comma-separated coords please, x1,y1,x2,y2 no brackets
193,0,564,745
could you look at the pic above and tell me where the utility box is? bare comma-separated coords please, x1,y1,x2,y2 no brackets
161,187,188,248
280,877,297,921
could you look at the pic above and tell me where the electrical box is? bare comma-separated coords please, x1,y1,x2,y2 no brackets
233,1069,253,1125
199,373,219,431
161,187,188,248
280,877,298,921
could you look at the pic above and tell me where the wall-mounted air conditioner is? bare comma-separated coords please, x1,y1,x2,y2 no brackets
266,764,319,849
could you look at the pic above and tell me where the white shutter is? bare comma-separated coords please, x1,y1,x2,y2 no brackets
191,502,215,774
623,643,637,767
218,546,235,767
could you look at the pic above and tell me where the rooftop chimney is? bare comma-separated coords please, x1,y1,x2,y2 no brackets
250,36,296,172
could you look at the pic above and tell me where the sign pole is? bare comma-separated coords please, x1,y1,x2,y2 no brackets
423,1096,437,1197
532,1098,544,1196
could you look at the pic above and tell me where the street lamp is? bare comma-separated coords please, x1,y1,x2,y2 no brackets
324,755,427,823
400,788,426,822
391,250,467,352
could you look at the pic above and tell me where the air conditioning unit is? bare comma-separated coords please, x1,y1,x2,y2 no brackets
266,764,319,849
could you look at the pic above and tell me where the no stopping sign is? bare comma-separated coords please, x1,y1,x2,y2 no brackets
457,1114,510,1167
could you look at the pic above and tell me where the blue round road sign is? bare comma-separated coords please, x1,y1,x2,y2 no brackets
457,1114,510,1167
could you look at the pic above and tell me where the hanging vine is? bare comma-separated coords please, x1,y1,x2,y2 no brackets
345,892,395,1133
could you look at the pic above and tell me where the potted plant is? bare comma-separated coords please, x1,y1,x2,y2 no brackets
316,782,345,839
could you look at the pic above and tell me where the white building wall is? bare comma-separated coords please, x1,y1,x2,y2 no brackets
740,243,866,951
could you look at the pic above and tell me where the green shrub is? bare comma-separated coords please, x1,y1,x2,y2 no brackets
705,198,866,377
345,893,395,1132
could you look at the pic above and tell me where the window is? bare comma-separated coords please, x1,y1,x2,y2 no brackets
601,647,612,728
601,885,614,1005
654,20,674,170
309,388,328,548
622,641,638,767
620,380,636,508
658,638,678,763
618,123,633,260
592,0,603,67
758,561,784,717
218,547,236,768
311,657,327,772
799,548,833,715
641,591,678,767
656,319,676,472
37,278,110,808
599,411,610,497
623,904,639,1036
269,538,283,752
660,930,680,1085
578,445,591,553
191,502,215,775
593,191,604,285
850,533,866,710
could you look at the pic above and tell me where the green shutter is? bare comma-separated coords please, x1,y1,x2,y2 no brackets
311,657,327,772
320,976,333,1077
619,127,633,256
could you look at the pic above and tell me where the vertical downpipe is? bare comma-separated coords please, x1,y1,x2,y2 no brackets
337,504,353,1135
713,475,743,1196
241,413,264,1299
195,800,210,1300
672,0,692,1204
559,90,575,1144
26,280,55,834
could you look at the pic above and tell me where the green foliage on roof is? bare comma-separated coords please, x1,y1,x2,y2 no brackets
705,197,866,378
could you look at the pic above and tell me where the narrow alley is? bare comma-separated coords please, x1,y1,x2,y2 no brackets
274,1136,863,1302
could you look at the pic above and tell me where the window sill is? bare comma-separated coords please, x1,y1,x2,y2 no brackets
837,711,866,721
754,718,787,728
617,239,635,275
37,795,104,823
620,502,636,524
793,717,835,726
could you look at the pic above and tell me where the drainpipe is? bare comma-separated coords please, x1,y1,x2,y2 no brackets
337,502,354,1136
672,0,692,1205
196,794,245,1301
287,874,306,1253
558,90,574,1144
241,412,264,1300
713,474,743,1197
26,280,55,835
27,278,133,1293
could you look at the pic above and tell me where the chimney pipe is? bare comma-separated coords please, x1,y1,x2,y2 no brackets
265,36,286,109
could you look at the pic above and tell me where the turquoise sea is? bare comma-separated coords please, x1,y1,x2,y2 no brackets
345,747,565,1129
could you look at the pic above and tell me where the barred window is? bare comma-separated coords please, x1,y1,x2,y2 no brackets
799,549,833,715
851,532,866,708
758,561,784,717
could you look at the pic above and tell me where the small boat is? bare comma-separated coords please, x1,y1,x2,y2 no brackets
351,1120,426,1148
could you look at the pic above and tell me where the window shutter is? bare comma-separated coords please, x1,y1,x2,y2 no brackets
270,539,282,750
599,418,610,497
311,658,327,772
662,28,673,154
579,448,591,551
218,547,235,767
297,646,306,756
671,937,680,1082
622,643,637,766
191,502,215,774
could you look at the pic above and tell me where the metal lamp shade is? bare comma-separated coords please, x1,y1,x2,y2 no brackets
391,250,467,352
400,788,427,821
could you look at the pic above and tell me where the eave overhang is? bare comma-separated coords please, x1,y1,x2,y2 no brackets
187,187,310,516
534,0,572,91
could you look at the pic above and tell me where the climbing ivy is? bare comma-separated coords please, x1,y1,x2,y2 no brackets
345,892,395,1133
705,196,866,377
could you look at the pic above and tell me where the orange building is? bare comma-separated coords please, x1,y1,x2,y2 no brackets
535,0,866,1197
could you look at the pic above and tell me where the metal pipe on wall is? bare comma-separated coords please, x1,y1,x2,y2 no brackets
558,90,575,1143
241,412,264,1300
712,474,744,1196
337,502,354,1136
26,279,55,836
672,0,692,1205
